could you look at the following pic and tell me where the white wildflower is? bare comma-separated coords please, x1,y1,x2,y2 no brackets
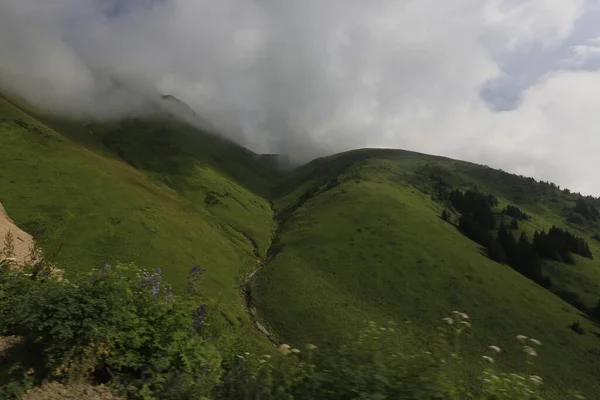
452,311,470,319
291,348,301,354
442,317,454,325
516,335,528,343
482,355,495,363
529,375,543,383
262,354,272,359
523,346,537,357
488,345,501,353
305,344,317,350
460,321,472,328
529,338,542,346
278,344,291,355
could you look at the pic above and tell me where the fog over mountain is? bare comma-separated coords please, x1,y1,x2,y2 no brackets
1,0,600,195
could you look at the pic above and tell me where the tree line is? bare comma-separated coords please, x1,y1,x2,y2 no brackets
442,189,593,287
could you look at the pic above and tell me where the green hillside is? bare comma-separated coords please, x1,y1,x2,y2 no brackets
2,94,600,398
253,149,600,398
0,94,275,344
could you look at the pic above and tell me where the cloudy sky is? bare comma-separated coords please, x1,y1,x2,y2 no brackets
1,0,600,195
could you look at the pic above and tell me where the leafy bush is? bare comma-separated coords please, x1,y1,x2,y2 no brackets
0,263,221,400
570,321,585,335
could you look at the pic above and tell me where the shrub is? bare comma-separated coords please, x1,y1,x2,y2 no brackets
570,321,585,335
0,263,221,400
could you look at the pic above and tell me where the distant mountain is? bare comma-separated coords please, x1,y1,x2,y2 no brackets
157,94,217,132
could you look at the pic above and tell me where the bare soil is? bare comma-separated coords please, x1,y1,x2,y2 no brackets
0,203,34,265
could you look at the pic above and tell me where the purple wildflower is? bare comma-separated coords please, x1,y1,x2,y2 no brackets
186,265,205,294
140,268,162,298
152,282,161,297
192,304,207,331
190,265,202,275
164,284,173,301
97,263,111,277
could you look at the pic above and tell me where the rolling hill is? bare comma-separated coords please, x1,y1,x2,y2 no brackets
1,93,600,398
252,149,600,397
0,93,275,348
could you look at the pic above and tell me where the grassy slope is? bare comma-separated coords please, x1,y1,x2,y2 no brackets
3,90,600,397
0,97,275,347
254,149,600,398
37,113,277,257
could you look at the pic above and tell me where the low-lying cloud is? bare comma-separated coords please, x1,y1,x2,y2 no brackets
1,0,599,195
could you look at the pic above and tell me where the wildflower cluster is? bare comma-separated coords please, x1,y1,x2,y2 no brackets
516,334,542,361
440,310,471,360
481,370,545,399
216,342,319,399
442,310,471,329
186,264,205,294
139,267,162,297
192,304,207,331
476,332,548,398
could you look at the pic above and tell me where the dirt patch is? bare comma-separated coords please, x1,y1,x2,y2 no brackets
0,203,35,265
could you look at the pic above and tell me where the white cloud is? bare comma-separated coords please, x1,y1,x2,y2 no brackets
482,0,584,51
564,35,600,67
0,0,599,194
